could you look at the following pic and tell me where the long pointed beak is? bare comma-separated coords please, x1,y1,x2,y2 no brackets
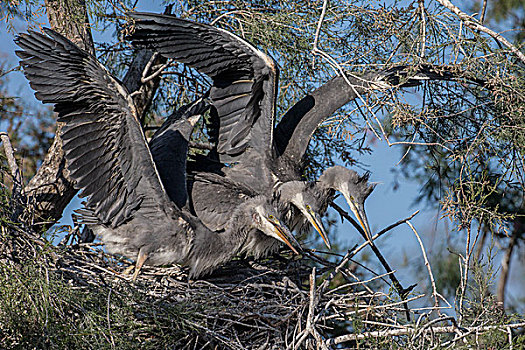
304,207,331,249
268,217,302,255
342,192,373,242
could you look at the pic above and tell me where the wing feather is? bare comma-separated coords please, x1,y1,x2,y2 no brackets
129,12,279,162
16,28,178,227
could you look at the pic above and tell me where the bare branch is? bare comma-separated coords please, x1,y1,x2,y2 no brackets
327,322,525,345
141,60,173,84
331,202,413,320
350,210,420,256
406,221,440,312
435,0,525,64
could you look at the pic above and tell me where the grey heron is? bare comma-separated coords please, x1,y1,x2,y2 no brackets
148,97,209,208
129,13,375,243
150,103,307,257
16,28,301,279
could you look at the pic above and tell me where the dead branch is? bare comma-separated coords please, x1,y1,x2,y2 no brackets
326,322,525,345
351,210,420,256
406,221,440,313
2,207,522,348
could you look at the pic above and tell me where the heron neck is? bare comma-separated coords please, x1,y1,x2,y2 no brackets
187,212,250,277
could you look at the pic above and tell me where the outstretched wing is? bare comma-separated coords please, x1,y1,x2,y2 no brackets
128,12,279,162
16,29,178,227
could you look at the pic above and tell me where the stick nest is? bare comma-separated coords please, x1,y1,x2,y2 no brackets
1,220,523,349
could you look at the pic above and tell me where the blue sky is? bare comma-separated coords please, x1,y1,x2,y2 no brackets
1,1,523,310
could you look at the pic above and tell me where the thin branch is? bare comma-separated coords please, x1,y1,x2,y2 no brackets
310,0,386,140
293,267,319,349
479,0,488,24
418,0,426,58
210,10,250,25
141,59,173,84
406,221,440,312
349,210,420,256
327,322,525,345
458,224,473,323
330,202,413,320
141,51,158,80
312,0,329,55
435,0,525,64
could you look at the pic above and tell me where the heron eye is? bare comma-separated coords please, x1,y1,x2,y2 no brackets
269,215,274,220
306,205,311,210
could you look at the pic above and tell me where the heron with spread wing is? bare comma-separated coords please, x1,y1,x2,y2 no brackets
16,28,301,279
129,13,377,246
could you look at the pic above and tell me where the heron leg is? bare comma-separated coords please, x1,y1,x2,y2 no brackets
132,249,148,281
123,265,135,275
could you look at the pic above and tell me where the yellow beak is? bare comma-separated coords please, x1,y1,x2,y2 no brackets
304,206,331,249
269,216,302,254
342,193,373,242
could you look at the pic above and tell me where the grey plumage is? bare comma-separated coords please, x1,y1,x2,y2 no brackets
16,28,300,278
129,13,467,246
129,12,278,162
151,124,299,257
129,13,332,250
149,98,209,208
316,166,376,240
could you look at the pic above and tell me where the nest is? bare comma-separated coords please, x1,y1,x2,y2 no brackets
1,218,523,349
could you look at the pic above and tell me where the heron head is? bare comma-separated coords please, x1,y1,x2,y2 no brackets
251,199,302,254
277,181,331,249
321,166,376,241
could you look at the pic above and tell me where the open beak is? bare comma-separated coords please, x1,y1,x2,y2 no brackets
304,206,331,249
268,216,302,255
342,192,373,242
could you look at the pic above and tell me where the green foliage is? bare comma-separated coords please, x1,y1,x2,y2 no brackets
0,0,44,31
1,0,524,347
0,260,198,349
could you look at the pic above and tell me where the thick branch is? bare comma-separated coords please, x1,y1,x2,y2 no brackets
122,50,167,122
123,5,171,122
327,322,525,345
0,132,23,198
44,0,95,55
496,230,519,308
